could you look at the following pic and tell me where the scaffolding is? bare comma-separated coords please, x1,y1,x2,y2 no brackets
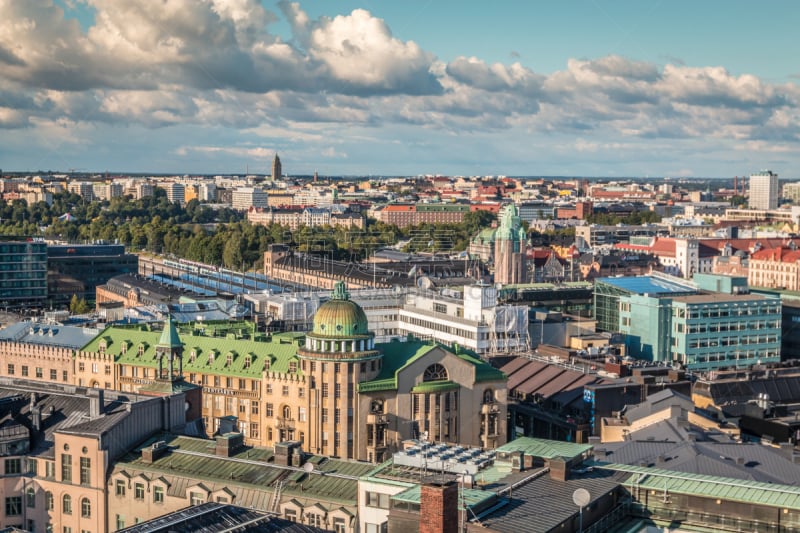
487,305,530,355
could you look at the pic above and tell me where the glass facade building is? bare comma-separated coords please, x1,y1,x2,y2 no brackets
0,240,47,307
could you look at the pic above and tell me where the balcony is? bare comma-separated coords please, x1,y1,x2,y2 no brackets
275,418,296,430
367,413,388,425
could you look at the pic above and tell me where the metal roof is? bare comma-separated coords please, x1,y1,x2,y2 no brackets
600,463,800,510
496,437,593,461
0,321,100,349
596,275,696,296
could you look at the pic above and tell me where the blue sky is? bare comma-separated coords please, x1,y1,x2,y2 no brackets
1,1,799,177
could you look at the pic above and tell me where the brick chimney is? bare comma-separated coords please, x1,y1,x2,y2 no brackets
88,389,104,419
420,482,458,533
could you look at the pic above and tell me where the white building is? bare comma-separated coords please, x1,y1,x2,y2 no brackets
232,187,268,211
159,182,185,205
400,283,529,354
749,170,779,210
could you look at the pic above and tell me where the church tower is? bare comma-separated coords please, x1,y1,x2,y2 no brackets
272,153,282,180
493,204,526,285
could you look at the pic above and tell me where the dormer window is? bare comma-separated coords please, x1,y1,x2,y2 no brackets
137,344,145,356
289,361,298,373
208,352,215,364
190,350,197,363
264,359,271,371
121,343,127,355
98,341,106,354
226,353,233,367
244,356,251,369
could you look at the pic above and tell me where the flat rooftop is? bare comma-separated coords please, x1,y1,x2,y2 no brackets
596,275,696,296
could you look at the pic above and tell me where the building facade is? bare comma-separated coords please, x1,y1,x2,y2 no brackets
493,204,526,285
749,170,779,210
79,283,508,463
0,239,47,309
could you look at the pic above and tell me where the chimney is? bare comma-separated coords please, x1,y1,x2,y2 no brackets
88,389,104,419
779,442,795,459
549,457,570,481
215,433,244,458
31,406,42,431
142,441,169,464
735,457,745,465
420,482,458,533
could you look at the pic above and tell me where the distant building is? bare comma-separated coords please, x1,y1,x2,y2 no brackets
373,203,469,228
749,170,779,210
47,244,138,305
231,187,268,211
67,180,95,201
272,153,282,180
782,181,800,204
0,239,47,308
159,182,185,205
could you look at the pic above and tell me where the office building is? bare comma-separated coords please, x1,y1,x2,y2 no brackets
749,170,779,210
0,239,47,308
231,187,268,211
47,244,138,305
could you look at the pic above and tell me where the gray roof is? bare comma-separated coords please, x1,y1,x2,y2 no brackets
118,502,329,533
0,321,100,349
474,469,623,533
624,389,694,424
0,380,149,458
599,429,800,485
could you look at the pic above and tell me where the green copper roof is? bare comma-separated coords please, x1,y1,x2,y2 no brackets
81,326,304,379
598,462,800,511
311,282,369,338
496,437,593,461
359,340,506,393
158,315,183,349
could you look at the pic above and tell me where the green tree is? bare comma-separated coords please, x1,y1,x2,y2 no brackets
69,295,91,314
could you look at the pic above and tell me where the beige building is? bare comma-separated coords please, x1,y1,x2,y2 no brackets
78,283,508,463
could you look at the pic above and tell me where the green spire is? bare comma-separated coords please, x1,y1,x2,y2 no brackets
158,315,183,349
331,281,350,301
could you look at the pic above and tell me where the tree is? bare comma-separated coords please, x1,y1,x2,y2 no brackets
69,295,91,314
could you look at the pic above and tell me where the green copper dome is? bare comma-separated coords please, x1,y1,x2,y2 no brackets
311,282,369,337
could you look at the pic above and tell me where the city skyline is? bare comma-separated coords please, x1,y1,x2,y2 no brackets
0,1,799,177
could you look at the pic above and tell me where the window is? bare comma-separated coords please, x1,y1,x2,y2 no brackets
61,454,72,482
266,403,274,417
135,482,145,500
64,527,72,533
7,364,13,375
298,387,304,398
298,407,306,422
5,458,21,475
250,423,260,439
365,491,391,509
62,494,72,515
105,365,111,375
50,369,57,380
285,509,297,522
307,513,323,527
154,486,164,503
45,461,55,479
26,487,35,507
322,408,329,423
5,496,22,516
282,385,289,396
80,497,91,518
116,515,125,530
322,383,329,398
80,457,91,485
266,383,273,395
333,517,346,533
289,361,298,373
22,365,29,377
423,364,448,382
45,491,53,511
91,363,98,374
365,523,388,533
190,492,204,506
77,362,84,372
115,479,126,496
334,383,341,398
62,370,68,382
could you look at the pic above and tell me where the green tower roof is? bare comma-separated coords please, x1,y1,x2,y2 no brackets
158,315,183,349
311,282,369,338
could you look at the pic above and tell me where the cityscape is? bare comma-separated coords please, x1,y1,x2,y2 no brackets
2,2,800,533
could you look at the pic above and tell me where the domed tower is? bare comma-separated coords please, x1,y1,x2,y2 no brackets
297,281,383,457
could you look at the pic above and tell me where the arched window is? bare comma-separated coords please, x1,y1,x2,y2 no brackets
81,497,91,518
423,364,448,382
282,405,292,420
45,491,53,511
26,487,35,508
62,494,72,515
483,389,495,404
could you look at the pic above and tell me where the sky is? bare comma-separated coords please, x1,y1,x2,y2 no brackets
0,1,799,178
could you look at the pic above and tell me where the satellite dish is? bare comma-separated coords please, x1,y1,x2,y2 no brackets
303,462,314,474
572,488,591,508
